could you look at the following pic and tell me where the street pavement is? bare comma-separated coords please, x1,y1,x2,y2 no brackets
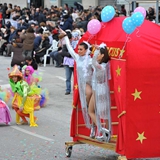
0,56,159,160
0,56,118,160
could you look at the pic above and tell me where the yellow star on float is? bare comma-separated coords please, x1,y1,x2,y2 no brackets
118,86,121,93
116,66,121,76
74,84,78,90
136,132,147,144
132,89,142,101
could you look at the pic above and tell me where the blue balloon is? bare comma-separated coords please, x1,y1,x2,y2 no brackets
131,12,144,27
122,17,136,34
101,6,115,22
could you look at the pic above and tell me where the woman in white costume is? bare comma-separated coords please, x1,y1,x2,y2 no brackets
60,29,92,128
89,43,111,142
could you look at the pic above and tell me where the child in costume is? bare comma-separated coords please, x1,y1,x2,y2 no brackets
23,65,42,110
23,65,48,108
9,65,38,127
89,43,111,142
23,65,35,86
60,29,93,128
0,87,11,125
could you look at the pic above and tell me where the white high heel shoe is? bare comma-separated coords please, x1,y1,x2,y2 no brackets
102,128,111,142
90,125,96,138
96,128,111,142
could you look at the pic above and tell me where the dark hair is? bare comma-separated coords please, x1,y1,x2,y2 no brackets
84,9,89,13
63,14,69,19
79,42,89,50
99,47,110,64
66,31,72,39
27,27,34,33
9,3,12,8
17,76,22,81
121,5,125,9
16,28,22,33
25,56,32,61
65,3,68,7
37,27,43,34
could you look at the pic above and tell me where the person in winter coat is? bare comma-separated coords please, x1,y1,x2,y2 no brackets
11,38,25,67
34,34,51,65
5,26,16,57
0,33,7,55
60,15,73,31
38,11,46,24
33,29,42,51
0,29,10,55
20,27,35,58
20,56,38,71
17,17,29,30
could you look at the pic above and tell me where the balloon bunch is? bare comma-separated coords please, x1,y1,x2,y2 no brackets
87,6,116,35
122,7,146,34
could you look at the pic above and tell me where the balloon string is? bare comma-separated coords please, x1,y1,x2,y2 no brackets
119,34,131,59
87,35,94,42
136,28,141,37
101,22,106,28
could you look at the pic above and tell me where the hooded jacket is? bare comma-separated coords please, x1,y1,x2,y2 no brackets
11,43,25,67
61,16,73,31
20,32,35,50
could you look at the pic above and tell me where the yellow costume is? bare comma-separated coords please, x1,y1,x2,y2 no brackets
9,65,38,127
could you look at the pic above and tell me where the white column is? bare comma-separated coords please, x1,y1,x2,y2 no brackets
82,0,98,9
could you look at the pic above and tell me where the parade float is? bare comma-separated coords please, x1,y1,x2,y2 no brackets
65,6,160,159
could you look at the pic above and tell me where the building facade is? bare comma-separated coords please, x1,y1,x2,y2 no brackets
0,0,117,9
0,0,158,11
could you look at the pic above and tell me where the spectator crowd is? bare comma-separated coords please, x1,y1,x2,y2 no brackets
0,2,159,68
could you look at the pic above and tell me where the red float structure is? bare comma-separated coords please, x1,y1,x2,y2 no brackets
65,17,160,159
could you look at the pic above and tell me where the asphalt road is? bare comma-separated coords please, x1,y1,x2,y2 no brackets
0,56,159,160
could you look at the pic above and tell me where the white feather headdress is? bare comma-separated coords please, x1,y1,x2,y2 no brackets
99,43,107,49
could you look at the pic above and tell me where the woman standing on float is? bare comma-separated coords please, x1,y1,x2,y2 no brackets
60,29,92,128
89,43,111,142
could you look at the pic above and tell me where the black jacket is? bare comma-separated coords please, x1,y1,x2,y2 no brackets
42,37,50,50
36,37,51,53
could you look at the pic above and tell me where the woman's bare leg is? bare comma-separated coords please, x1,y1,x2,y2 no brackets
105,119,109,130
88,92,97,138
85,84,92,106
88,93,96,125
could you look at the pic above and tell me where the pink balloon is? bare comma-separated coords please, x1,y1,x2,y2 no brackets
134,7,146,18
87,19,101,35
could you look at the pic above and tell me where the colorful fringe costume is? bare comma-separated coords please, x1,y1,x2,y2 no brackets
0,88,11,125
9,65,38,127
23,66,41,111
